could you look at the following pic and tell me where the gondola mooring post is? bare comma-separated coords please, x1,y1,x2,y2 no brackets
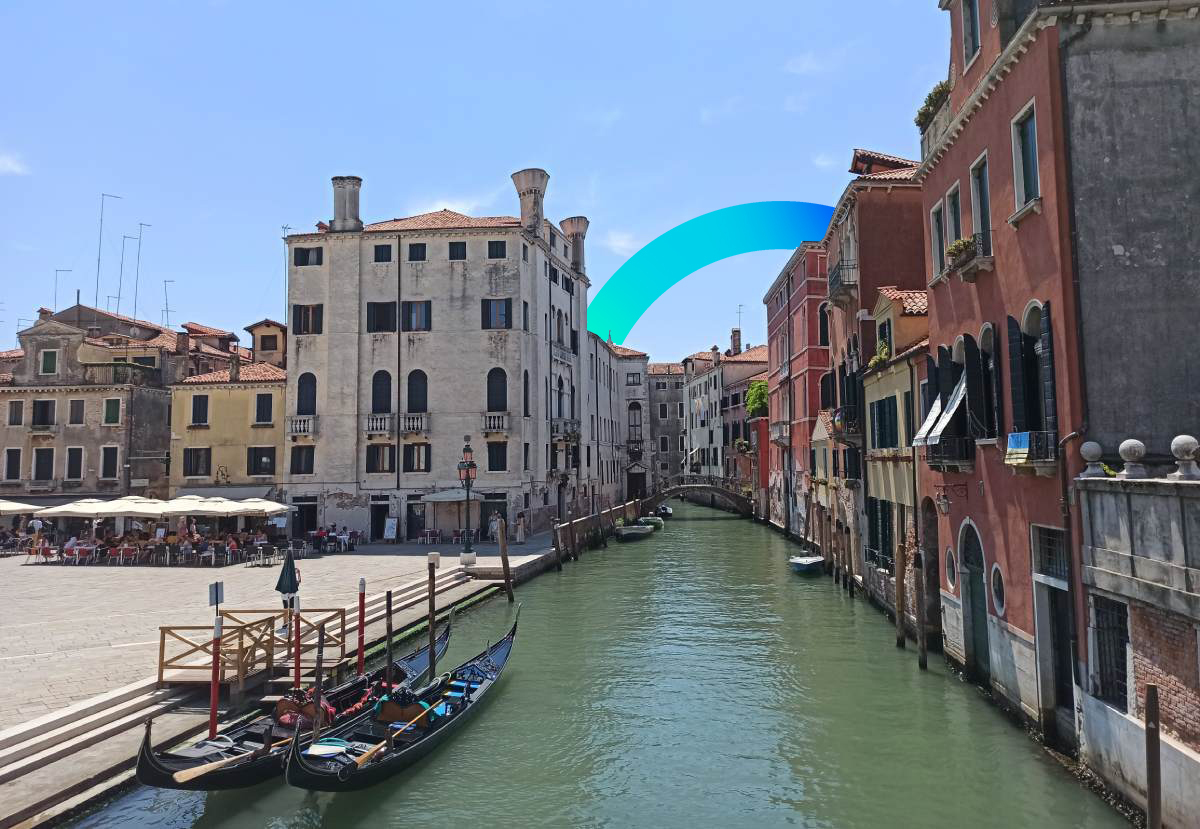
313,624,325,742
427,553,439,680
385,590,393,691
208,615,222,739
357,577,366,676
497,518,514,603
293,602,301,690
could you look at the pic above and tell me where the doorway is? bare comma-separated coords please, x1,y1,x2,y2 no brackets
627,471,646,500
293,502,318,538
1047,584,1076,746
370,503,389,542
960,523,991,682
405,502,426,541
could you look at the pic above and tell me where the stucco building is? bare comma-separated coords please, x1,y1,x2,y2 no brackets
647,362,686,487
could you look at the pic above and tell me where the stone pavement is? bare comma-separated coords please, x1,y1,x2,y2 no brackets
0,535,551,732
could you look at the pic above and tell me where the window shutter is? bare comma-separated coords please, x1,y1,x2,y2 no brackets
246,447,255,475
313,305,323,334
924,354,939,413
1039,301,1058,436
937,346,953,409
890,397,899,447
293,248,303,267
504,298,513,329
962,334,987,439
292,304,301,332
1006,316,1027,433
481,300,489,329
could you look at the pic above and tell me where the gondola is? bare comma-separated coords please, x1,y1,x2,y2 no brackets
285,610,519,792
136,622,450,790
656,504,673,519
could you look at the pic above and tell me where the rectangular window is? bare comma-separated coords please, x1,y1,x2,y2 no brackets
293,247,323,266
33,447,53,481
293,304,324,335
522,243,528,262
255,393,273,424
549,266,558,284
247,446,276,476
448,241,467,261
946,184,962,242
660,435,669,452
963,0,981,62
930,203,946,274
65,447,83,480
100,446,118,480
659,403,668,419
488,240,507,259
290,445,315,475
677,402,685,418
523,442,530,471
366,443,395,474
1013,103,1040,206
401,301,432,332
1093,596,1129,712
970,153,993,255
402,442,431,473
487,441,507,472
183,447,211,477
408,242,427,262
7,400,23,426
39,350,58,375
31,399,55,426
522,301,529,332
625,373,642,386
366,301,398,333
655,381,667,391
678,434,686,451
259,334,279,352
373,244,392,263
481,299,512,330
191,395,209,426
3,448,19,480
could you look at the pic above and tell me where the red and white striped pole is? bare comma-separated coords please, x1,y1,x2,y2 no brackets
208,615,222,739
357,578,366,675
293,599,302,690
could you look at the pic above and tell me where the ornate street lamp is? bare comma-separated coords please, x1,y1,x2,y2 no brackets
457,436,478,555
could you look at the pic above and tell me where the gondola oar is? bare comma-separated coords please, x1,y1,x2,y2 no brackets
354,689,452,768
172,737,293,784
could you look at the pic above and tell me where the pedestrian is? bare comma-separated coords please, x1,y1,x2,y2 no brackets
487,511,498,543
516,511,526,545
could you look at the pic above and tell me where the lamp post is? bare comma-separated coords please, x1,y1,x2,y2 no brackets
457,436,478,556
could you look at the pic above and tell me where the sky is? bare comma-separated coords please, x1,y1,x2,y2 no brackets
0,0,948,363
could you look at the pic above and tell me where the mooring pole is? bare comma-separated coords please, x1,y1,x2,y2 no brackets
895,541,907,649
498,518,514,603
427,553,439,680
1146,683,1162,829
312,624,325,741
292,606,301,690
552,521,563,571
357,577,366,676
208,615,222,739
384,590,393,690
915,552,928,669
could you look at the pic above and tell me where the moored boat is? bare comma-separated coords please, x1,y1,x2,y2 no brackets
614,524,654,542
637,516,664,530
284,612,519,792
656,504,673,519
789,555,824,575
136,623,450,790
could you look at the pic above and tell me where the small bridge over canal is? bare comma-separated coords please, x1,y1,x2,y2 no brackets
641,475,753,517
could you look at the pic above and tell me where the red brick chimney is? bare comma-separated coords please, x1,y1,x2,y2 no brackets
731,327,742,355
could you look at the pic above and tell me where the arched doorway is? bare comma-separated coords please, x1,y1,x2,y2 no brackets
960,521,990,682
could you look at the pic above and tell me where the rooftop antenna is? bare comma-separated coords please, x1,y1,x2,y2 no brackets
116,234,137,316
133,223,150,321
93,193,122,315
736,304,744,331
107,295,119,312
162,279,175,327
54,269,72,312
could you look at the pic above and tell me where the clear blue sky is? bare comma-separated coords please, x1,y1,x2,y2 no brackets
0,1,947,362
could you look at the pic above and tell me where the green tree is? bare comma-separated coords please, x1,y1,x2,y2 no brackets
745,380,768,418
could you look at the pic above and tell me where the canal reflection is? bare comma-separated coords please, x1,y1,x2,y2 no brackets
70,501,1126,828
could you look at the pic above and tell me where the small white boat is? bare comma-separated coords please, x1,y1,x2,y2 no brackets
789,555,824,575
614,525,654,542
637,516,664,531
656,505,673,519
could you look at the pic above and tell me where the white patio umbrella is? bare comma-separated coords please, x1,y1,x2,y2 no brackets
35,499,116,519
232,498,293,516
0,499,36,515
160,496,238,517
103,496,171,518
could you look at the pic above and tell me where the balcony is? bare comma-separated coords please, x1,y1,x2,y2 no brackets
770,421,791,446
363,413,395,436
29,423,60,437
919,95,952,161
551,341,575,364
827,259,859,308
924,436,976,468
551,417,580,443
27,478,59,492
286,415,318,437
832,405,861,444
399,413,429,434
948,231,995,283
626,439,643,462
481,411,510,433
1004,430,1057,472
83,363,163,387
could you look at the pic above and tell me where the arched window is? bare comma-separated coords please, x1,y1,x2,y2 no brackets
371,370,392,414
556,377,565,418
486,367,507,412
818,303,830,346
297,372,317,416
556,310,565,344
523,370,530,417
407,370,428,414
628,402,643,441
1020,304,1046,430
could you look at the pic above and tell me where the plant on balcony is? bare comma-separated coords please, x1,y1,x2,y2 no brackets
734,438,752,454
945,236,977,268
867,339,890,371
746,380,768,418
914,79,950,131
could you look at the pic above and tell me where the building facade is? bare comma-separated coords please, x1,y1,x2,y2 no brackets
647,362,686,487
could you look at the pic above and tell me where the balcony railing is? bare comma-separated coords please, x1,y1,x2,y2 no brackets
551,341,575,364
83,364,163,387
1005,431,1057,467
866,546,895,576
832,405,861,442
29,422,61,435
286,415,318,437
481,412,510,433
27,478,59,492
551,417,580,442
828,259,859,306
363,413,396,436
920,96,952,161
949,231,995,282
400,413,429,433
924,437,976,467
770,421,791,446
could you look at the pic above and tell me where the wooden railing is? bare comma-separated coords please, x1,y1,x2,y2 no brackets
221,607,347,664
157,617,275,691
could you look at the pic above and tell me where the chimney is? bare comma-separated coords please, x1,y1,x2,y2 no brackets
511,168,550,234
730,327,742,355
711,345,720,365
560,216,589,274
37,307,53,321
229,353,240,382
175,332,190,356
330,176,363,232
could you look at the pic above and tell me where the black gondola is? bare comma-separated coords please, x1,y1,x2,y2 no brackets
136,623,450,790
284,610,519,792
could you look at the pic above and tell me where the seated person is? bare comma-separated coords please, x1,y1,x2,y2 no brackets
63,536,80,552
226,535,239,553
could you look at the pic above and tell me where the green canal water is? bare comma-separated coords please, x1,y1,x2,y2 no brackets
70,502,1128,829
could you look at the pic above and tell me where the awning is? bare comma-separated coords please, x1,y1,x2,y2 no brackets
927,375,966,446
421,489,485,503
0,499,38,515
911,397,943,447
175,485,273,499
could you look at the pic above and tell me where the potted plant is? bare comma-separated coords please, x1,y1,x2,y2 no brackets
915,79,951,132
867,339,891,371
946,236,977,270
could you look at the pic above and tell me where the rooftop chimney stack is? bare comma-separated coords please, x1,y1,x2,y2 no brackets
560,216,589,273
731,327,742,355
175,332,190,356
711,345,721,365
330,176,363,232
511,168,550,235
229,353,240,382
37,307,53,321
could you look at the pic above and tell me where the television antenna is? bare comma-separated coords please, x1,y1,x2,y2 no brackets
162,280,175,327
133,223,150,321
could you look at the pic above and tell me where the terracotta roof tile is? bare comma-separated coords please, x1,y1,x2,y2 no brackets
858,166,918,182
364,209,521,233
179,363,287,385
245,319,287,332
0,348,24,360
647,362,684,375
851,148,920,170
878,287,929,315
183,321,237,338
724,344,768,363
0,373,12,385
609,343,647,358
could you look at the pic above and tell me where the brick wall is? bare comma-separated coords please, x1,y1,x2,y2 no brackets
1130,601,1200,750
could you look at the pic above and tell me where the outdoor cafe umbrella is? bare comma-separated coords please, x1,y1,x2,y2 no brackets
35,499,117,519
421,488,484,534
276,547,300,632
227,498,293,516
0,499,36,515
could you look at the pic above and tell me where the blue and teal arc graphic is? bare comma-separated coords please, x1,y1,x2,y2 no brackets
586,201,835,345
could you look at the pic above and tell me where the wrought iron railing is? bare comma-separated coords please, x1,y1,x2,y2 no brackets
828,259,859,299
925,436,976,466
1005,430,1057,465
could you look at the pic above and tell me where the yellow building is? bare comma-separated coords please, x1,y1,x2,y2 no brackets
169,361,286,500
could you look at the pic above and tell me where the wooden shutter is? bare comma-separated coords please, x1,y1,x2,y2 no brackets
480,300,489,329
1006,316,1027,433
924,354,939,413
504,298,513,330
937,346,953,409
963,334,987,438
313,305,323,334
246,447,255,476
989,324,1004,438
1040,301,1058,435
